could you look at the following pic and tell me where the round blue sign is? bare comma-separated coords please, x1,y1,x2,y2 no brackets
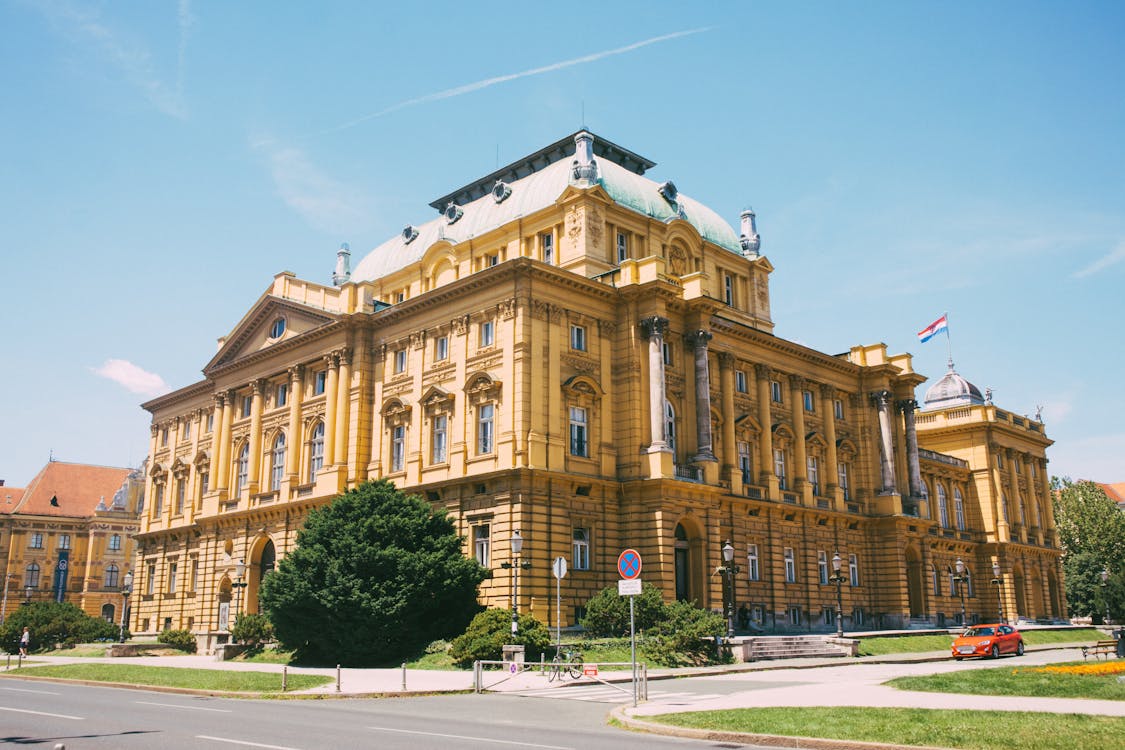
617,549,642,579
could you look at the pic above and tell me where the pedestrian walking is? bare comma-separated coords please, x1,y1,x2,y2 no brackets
19,627,30,656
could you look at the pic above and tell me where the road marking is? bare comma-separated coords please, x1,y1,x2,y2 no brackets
369,725,574,749
0,686,60,695
137,700,232,713
197,737,301,750
0,706,83,720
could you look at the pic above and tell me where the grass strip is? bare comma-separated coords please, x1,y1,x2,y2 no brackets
888,662,1125,701
857,628,1104,656
4,663,331,692
649,706,1125,750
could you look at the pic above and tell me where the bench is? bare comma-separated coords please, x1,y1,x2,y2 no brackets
1080,640,1118,660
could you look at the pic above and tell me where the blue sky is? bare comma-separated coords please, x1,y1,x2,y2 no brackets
2,1,1123,487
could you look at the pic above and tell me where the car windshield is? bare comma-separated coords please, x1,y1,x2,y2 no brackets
963,627,994,636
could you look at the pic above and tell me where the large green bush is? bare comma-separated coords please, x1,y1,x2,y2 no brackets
0,602,121,653
580,582,668,636
157,628,197,653
449,608,551,667
641,600,728,666
260,480,489,665
231,613,274,648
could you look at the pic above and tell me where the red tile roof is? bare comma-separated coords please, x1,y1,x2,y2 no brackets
14,461,132,518
1099,482,1125,508
1,485,26,514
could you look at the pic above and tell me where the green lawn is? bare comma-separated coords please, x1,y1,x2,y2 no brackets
649,707,1125,750
888,662,1125,701
3,663,331,693
857,628,1104,656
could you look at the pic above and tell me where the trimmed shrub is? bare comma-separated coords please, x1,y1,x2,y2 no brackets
449,608,551,667
0,602,120,653
157,628,197,653
641,601,728,666
580,582,668,636
231,613,274,648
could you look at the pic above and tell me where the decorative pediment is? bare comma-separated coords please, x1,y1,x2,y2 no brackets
421,386,454,412
837,438,859,457
464,372,502,402
204,293,338,374
561,374,604,399
734,413,762,434
806,431,828,449
771,423,795,442
149,462,167,480
380,398,412,420
192,451,210,469
170,458,189,478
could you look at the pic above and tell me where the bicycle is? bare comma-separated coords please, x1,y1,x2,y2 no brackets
547,649,584,682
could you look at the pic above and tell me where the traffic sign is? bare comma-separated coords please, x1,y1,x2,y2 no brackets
618,579,642,596
583,664,599,677
552,556,568,580
617,549,642,579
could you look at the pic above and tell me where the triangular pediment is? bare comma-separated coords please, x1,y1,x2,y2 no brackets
204,292,338,374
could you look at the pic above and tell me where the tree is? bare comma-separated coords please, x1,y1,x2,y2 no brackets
259,480,489,665
0,601,120,653
1052,478,1125,620
448,608,551,667
580,582,668,636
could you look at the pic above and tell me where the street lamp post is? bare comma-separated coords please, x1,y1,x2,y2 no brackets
500,531,531,636
828,551,847,639
24,585,32,606
952,558,968,627
1,574,19,624
1101,568,1111,625
721,541,739,639
232,559,248,623
119,570,133,643
991,562,1004,623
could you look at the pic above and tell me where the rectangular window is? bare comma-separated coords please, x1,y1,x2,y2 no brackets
834,399,844,420
435,336,449,361
474,525,490,566
570,325,587,352
808,456,819,495
738,441,752,483
996,453,1004,470
932,567,941,596
183,420,191,441
391,425,405,472
735,370,747,393
314,371,327,395
541,232,554,265
823,607,836,626
146,564,156,596
241,396,252,418
58,534,71,550
747,543,760,581
803,390,815,412
395,290,405,303
788,606,801,626
569,406,589,457
616,232,628,263
191,559,200,592
108,533,122,551
838,462,850,501
394,348,407,374
818,551,829,585
849,554,860,586
161,427,169,446
478,403,494,454
480,321,494,347
662,341,672,366
168,562,178,594
774,449,787,490
486,253,499,267
432,415,448,464
1015,460,1022,474
954,491,966,530
207,413,214,433
154,484,164,515
572,528,590,570
724,274,734,305
784,547,796,583
770,381,783,403
200,471,209,495
175,478,186,515
276,383,288,408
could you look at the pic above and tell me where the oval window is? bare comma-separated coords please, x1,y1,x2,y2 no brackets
269,317,286,339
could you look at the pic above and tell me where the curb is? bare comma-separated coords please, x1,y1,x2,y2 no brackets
609,705,956,750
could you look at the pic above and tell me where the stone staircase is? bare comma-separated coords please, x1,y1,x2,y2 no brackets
741,635,853,661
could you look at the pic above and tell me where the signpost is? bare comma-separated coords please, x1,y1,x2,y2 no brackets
552,556,567,656
617,548,642,707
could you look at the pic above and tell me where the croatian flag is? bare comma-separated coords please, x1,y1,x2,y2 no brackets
917,315,948,343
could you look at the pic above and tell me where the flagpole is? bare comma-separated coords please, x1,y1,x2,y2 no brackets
944,311,953,369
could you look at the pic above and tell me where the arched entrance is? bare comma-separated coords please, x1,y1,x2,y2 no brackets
674,524,691,602
256,539,275,613
101,602,115,622
1012,567,1027,619
1047,572,1061,618
217,578,233,631
1029,571,1044,619
905,546,924,617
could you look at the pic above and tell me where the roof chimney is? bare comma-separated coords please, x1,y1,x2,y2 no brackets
572,131,598,183
332,242,351,286
739,208,761,258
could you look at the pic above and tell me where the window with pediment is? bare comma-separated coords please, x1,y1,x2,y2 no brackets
270,432,286,491
381,399,412,472
465,374,502,457
562,375,602,462
307,422,325,482
422,388,454,466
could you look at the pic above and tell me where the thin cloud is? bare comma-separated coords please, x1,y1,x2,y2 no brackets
32,0,187,118
321,27,712,134
255,138,373,234
92,359,170,397
1072,240,1125,279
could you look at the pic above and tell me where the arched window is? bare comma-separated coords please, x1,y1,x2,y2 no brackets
105,563,120,589
664,401,676,454
270,433,286,491
309,422,325,481
234,443,249,495
937,484,949,528
25,562,40,588
954,488,966,530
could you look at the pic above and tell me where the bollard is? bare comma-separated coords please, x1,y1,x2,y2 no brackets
6,653,9,670
18,652,22,669
401,662,406,692
281,665,288,692
336,664,341,693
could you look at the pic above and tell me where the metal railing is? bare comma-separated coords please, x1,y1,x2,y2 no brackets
472,659,648,703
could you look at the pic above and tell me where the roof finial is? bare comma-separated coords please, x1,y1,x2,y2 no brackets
739,208,761,258
572,131,598,183
332,242,351,286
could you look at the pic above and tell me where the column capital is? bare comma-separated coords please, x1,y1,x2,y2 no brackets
897,398,919,413
820,383,837,400
640,316,669,339
788,374,806,390
214,392,227,408
251,379,266,396
287,364,305,383
870,389,893,407
718,351,736,369
322,352,339,369
336,346,352,366
685,329,712,348
754,363,772,379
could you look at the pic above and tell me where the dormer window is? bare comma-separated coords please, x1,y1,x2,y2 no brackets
491,180,512,203
268,317,286,339
658,180,678,203
402,225,419,244
540,233,554,265
444,202,463,224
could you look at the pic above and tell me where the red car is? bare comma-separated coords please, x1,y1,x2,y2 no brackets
951,624,1024,660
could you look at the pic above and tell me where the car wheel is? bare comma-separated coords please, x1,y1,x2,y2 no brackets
991,645,1000,659
1016,642,1025,656
954,657,963,661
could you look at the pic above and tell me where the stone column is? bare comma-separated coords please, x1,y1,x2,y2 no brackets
247,379,265,492
334,347,352,466
215,392,233,491
688,331,716,463
755,364,776,494
640,316,669,452
719,353,738,488
871,390,896,494
285,365,304,479
988,442,1010,542
322,353,339,471
790,375,808,496
821,385,840,505
1006,448,1024,539
899,398,924,500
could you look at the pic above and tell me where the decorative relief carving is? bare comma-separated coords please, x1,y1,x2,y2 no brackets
561,354,597,374
452,315,469,335
383,381,414,398
565,205,582,251
587,204,604,250
599,320,617,336
410,331,426,350
668,245,687,277
466,353,503,371
498,298,516,320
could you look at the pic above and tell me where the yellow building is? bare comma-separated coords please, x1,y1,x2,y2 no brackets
133,131,1064,648
0,461,143,624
